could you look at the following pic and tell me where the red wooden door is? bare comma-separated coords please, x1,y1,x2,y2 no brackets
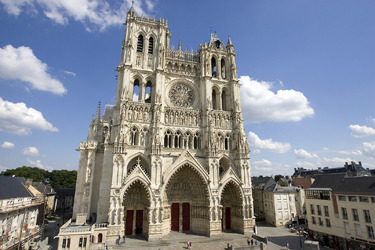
136,210,143,234
171,203,179,231
125,210,133,235
225,207,231,229
182,203,190,231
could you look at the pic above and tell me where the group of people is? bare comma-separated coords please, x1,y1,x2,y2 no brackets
116,235,126,245
247,238,258,246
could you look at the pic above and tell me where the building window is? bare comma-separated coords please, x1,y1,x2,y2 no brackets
371,197,375,203
319,217,323,226
312,216,316,224
310,204,315,215
359,196,369,202
352,209,359,221
348,196,357,202
326,219,331,228
355,224,362,236
306,190,330,200
67,238,70,248
148,37,153,54
342,207,348,220
317,205,321,216
338,195,346,201
62,239,66,248
344,222,350,234
324,206,329,217
83,237,87,247
364,210,371,223
211,57,217,77
367,226,374,239
79,237,83,247
137,35,144,52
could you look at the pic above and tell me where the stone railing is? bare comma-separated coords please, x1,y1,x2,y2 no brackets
94,223,108,228
164,107,200,127
166,49,200,63
0,198,42,213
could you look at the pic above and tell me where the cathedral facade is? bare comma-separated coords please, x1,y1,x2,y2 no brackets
69,7,255,243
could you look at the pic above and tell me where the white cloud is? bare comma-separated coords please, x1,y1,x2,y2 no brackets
0,0,152,31
0,45,67,95
294,149,318,159
63,70,76,76
239,76,314,123
27,158,52,170
252,159,273,173
23,146,39,156
349,124,375,138
295,161,316,169
318,157,352,168
248,131,291,154
133,93,139,101
0,165,8,172
0,97,59,135
361,142,375,159
1,141,15,149
337,150,363,156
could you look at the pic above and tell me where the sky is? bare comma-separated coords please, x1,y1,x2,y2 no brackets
0,0,375,177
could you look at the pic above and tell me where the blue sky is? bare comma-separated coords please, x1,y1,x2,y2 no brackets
0,0,375,176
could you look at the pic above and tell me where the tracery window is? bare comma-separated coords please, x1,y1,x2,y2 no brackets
164,130,172,148
137,35,144,52
193,132,200,149
130,127,139,145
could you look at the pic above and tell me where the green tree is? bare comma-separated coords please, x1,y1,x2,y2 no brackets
1,166,48,182
1,166,77,188
274,174,284,182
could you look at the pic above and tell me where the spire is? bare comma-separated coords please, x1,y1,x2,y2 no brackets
128,1,135,13
178,38,181,51
94,101,101,125
227,35,233,46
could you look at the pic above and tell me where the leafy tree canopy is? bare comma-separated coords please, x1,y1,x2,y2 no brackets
274,174,284,182
1,166,77,188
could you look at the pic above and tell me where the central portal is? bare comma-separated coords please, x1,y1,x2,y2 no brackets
164,164,209,235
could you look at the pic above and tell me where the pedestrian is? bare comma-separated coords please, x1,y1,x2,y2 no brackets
247,238,250,245
187,240,190,249
251,239,253,246
286,242,289,249
118,236,121,245
255,240,258,245
123,235,126,243
189,241,192,249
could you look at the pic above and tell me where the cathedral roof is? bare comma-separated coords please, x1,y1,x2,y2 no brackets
102,105,114,122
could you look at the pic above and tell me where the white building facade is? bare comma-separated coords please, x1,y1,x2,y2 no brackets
62,8,255,246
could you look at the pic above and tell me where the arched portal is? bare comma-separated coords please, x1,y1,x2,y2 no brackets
221,181,243,233
123,181,150,236
164,164,210,235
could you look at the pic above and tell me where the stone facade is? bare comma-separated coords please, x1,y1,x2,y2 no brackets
68,7,255,244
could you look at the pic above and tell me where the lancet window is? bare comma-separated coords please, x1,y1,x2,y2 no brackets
211,57,217,77
137,35,144,52
145,81,152,103
133,79,140,102
130,127,139,145
164,130,172,148
148,37,153,54
221,58,226,79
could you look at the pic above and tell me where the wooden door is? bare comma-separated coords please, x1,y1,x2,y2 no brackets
171,203,179,231
125,210,134,235
225,207,231,229
136,210,143,234
182,203,190,231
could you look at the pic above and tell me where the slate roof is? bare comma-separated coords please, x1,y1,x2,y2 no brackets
0,176,34,200
251,176,276,189
31,182,55,195
309,173,375,194
102,105,114,122
55,188,75,197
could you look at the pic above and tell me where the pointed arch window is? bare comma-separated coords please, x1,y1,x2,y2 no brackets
148,37,153,54
212,89,217,110
130,127,139,145
211,57,217,77
221,58,226,79
222,89,227,111
164,130,172,148
137,35,144,52
133,79,140,102
145,81,152,103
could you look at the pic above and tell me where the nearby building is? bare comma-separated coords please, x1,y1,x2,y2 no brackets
306,173,375,249
251,176,305,227
0,176,42,250
251,176,276,220
54,188,75,211
292,161,372,178
57,6,255,248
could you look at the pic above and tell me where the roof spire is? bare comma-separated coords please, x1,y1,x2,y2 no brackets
227,34,233,46
178,38,181,51
95,101,101,124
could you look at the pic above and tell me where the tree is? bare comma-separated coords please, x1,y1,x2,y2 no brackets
1,166,77,189
274,174,284,182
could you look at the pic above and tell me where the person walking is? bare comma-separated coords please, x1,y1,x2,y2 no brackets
123,235,126,243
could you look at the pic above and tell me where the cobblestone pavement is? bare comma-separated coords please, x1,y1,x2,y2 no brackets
110,222,327,250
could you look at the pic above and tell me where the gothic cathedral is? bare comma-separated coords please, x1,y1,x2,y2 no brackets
72,7,255,242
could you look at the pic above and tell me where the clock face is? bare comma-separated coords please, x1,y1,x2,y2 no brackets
169,83,194,108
